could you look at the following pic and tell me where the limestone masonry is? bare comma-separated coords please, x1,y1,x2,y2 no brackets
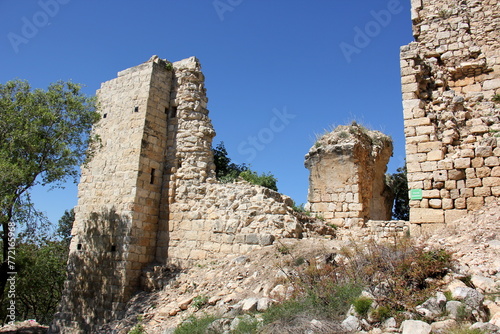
305,123,394,227
50,56,334,333
50,0,500,331
401,0,500,232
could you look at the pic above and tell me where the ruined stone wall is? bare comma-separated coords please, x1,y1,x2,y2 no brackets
304,124,394,228
401,0,500,232
51,56,334,333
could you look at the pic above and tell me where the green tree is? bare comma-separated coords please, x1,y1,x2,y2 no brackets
14,239,68,325
0,80,99,301
56,208,75,244
212,142,248,180
388,165,409,221
212,142,278,191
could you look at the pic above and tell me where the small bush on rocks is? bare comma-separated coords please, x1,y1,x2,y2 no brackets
340,238,454,315
173,314,217,334
352,296,373,317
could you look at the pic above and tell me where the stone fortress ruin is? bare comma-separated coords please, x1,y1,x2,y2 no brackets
50,0,499,332
401,0,500,233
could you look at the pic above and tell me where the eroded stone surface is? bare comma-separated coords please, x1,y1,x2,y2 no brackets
304,123,396,239
401,0,500,229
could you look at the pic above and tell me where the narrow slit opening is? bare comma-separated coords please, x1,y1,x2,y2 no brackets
150,168,155,184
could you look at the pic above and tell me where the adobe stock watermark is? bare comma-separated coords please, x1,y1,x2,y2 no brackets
213,0,243,21
339,0,403,63
7,0,71,54
237,106,296,162
6,221,17,325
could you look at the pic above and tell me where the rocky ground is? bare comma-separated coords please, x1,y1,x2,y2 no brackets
2,200,500,333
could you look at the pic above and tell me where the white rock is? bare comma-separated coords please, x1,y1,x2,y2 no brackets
400,320,431,334
342,315,360,332
471,275,498,293
241,297,259,312
446,300,464,319
383,317,397,329
470,321,500,332
431,319,457,332
490,312,500,327
257,297,273,312
177,297,193,310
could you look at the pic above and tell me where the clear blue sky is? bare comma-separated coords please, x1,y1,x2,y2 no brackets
1,0,413,225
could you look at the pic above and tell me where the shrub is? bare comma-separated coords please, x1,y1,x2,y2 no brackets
240,170,278,191
277,244,291,255
371,305,392,322
293,256,306,267
352,296,373,317
292,202,306,213
233,315,260,334
128,323,146,334
444,326,487,334
262,299,310,324
438,9,451,19
174,314,217,334
340,239,453,312
192,295,208,310
492,94,500,103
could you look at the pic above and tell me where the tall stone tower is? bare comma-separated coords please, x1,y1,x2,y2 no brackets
51,56,215,333
401,0,500,233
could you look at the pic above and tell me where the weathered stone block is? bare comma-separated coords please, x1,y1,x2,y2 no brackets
410,208,444,223
445,210,467,223
485,156,500,167
429,199,442,208
454,158,471,169
421,161,438,172
427,150,444,161
467,197,484,210
454,198,466,209
483,78,500,90
418,141,442,153
483,177,500,187
433,170,448,182
405,117,431,127
442,198,454,210
476,146,493,157
474,187,491,197
471,157,484,168
448,169,466,180
476,167,491,178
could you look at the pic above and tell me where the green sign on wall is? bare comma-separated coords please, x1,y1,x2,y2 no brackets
409,189,423,200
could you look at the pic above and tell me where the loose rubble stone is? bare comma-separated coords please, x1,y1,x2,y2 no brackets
400,320,431,334
342,315,360,332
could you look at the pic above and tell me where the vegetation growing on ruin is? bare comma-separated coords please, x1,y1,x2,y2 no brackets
212,142,278,191
174,238,454,333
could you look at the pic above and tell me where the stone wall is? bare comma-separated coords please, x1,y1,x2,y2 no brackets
401,0,500,232
304,123,394,228
50,56,334,333
51,56,173,333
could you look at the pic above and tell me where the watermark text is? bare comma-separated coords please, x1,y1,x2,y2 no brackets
213,0,243,21
339,0,403,63
238,107,295,162
7,0,71,54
